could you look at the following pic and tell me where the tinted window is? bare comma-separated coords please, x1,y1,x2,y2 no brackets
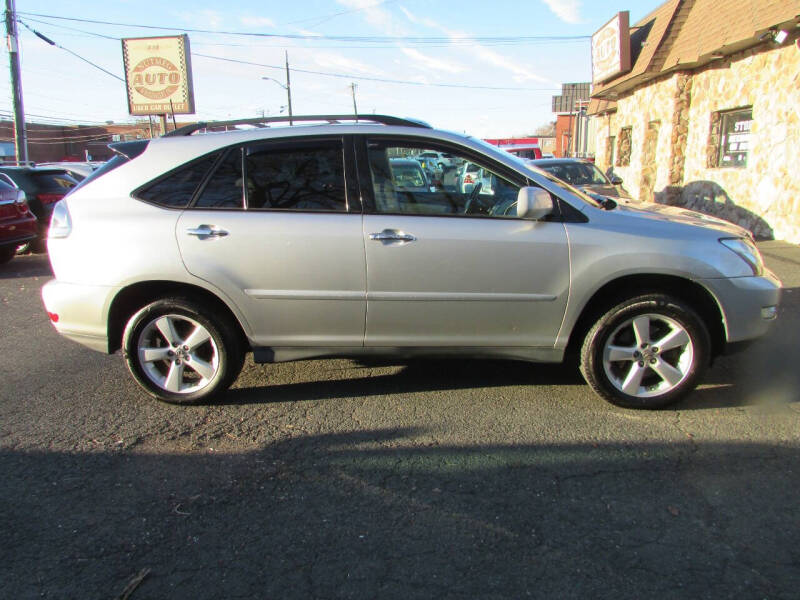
245,141,346,211
195,150,244,209
31,171,78,192
539,163,607,186
137,153,219,208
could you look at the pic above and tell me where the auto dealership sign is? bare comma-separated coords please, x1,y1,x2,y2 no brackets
592,12,631,84
122,35,195,115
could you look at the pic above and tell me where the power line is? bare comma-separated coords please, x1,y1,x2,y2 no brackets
19,15,119,40
194,52,560,92
0,135,111,145
285,0,399,27
17,19,125,81
19,16,587,49
17,11,591,45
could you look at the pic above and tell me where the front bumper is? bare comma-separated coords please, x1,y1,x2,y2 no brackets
41,280,118,353
699,268,782,344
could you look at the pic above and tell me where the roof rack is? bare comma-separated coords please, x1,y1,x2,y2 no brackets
163,114,431,137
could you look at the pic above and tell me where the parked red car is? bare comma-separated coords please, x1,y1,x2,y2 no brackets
0,166,79,252
0,179,38,264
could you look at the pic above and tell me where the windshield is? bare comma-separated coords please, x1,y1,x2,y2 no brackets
446,137,606,208
390,163,426,187
538,162,608,186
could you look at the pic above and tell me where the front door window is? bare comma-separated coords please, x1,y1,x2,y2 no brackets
366,141,523,218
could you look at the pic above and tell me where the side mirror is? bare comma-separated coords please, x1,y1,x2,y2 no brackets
14,189,27,205
610,175,623,185
516,187,553,220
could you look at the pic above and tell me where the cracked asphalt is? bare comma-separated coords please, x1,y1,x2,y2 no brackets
1,241,799,599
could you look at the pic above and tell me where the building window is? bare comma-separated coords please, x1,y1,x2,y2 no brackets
716,108,752,168
616,127,632,167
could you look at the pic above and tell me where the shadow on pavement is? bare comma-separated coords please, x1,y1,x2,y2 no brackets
0,253,52,280
222,359,584,406
2,432,798,598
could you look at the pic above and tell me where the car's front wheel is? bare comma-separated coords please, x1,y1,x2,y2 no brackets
122,297,244,404
580,294,711,409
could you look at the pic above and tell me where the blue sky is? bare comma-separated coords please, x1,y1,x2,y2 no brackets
4,1,656,137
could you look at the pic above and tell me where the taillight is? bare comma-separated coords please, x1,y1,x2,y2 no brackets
37,193,64,205
49,201,72,238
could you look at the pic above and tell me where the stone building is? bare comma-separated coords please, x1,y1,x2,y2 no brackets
589,0,800,242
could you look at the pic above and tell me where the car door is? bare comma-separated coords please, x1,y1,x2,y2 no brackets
359,137,570,348
176,137,366,348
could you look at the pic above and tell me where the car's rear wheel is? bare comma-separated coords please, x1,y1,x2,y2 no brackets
0,246,17,264
580,294,710,409
122,297,244,404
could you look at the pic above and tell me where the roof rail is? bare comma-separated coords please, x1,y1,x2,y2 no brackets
163,114,431,137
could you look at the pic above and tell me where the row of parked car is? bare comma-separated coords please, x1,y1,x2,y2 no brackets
0,162,97,264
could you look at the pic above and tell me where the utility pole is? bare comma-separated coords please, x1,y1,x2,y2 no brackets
350,83,358,121
5,0,27,163
284,51,293,125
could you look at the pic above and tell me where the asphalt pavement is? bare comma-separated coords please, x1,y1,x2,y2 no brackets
1,241,799,599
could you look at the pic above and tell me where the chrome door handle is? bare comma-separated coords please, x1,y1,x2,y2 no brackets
368,229,417,243
186,225,229,239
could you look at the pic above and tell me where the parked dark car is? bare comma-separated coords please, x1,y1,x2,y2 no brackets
0,166,79,250
526,158,632,201
0,179,38,264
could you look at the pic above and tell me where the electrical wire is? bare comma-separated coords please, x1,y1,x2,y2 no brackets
194,52,560,91
17,19,125,82
16,11,591,45
285,0,399,27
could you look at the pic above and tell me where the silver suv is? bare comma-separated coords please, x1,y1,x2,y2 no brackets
42,115,781,409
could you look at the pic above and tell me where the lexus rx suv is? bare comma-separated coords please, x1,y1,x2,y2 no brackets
42,115,781,409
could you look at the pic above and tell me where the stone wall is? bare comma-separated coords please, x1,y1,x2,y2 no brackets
591,39,800,243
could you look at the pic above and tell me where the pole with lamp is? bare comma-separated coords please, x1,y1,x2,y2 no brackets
261,51,293,124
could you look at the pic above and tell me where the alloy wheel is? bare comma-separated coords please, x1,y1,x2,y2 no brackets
137,314,220,395
601,313,694,398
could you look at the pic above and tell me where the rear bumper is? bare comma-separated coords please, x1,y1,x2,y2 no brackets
0,214,38,247
699,269,782,343
41,279,118,353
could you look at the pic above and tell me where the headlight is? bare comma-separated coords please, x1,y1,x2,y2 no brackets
719,237,764,276
49,201,72,239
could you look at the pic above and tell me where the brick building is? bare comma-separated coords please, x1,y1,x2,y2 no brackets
0,121,156,164
589,0,800,242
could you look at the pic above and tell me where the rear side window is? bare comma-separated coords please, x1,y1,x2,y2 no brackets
244,141,347,211
136,153,220,208
194,149,244,209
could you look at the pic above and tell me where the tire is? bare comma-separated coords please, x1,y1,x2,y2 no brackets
580,294,710,409
0,246,16,265
122,297,245,404
28,237,48,254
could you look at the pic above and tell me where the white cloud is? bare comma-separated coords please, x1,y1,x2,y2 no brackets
312,52,383,76
240,16,276,28
400,48,466,74
337,0,408,36
399,6,552,84
540,0,583,24
175,9,224,30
